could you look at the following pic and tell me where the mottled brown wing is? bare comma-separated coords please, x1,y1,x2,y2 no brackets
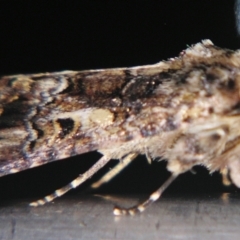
0,57,180,174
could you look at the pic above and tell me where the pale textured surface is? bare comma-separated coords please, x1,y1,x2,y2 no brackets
0,192,240,240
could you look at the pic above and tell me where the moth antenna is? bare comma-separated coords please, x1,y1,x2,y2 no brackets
113,173,178,216
30,155,111,207
91,153,138,189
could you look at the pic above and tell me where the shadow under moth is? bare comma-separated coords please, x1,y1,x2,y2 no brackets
1,39,240,215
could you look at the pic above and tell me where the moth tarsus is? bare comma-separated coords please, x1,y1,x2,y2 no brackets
30,155,111,206
113,173,177,216
1,39,240,214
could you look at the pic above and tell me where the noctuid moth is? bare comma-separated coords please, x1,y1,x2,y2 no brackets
1,39,240,215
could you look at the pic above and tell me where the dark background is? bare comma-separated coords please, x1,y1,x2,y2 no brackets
0,0,239,202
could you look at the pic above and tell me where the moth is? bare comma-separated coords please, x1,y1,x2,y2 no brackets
1,39,240,215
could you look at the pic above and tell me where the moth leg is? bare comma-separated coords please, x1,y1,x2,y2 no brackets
113,173,178,216
145,150,152,164
190,169,196,174
91,153,138,189
30,155,111,207
220,167,231,186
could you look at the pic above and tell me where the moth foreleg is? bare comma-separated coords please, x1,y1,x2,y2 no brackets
113,173,178,216
220,167,231,186
91,153,138,189
30,155,111,206
145,150,152,164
